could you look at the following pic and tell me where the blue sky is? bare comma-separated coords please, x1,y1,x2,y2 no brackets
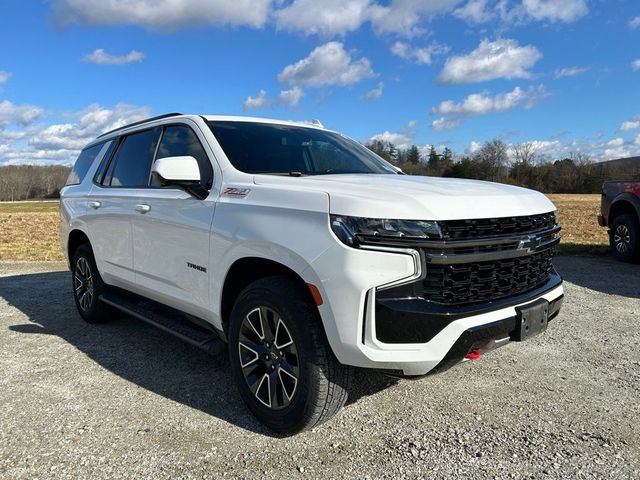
0,0,639,165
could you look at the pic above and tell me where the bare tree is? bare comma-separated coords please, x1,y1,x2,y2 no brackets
512,142,540,165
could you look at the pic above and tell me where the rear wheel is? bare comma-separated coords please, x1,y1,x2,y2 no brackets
71,243,115,323
228,276,351,435
610,214,640,263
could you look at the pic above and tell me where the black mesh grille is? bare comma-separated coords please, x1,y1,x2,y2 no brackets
421,249,555,306
439,212,556,241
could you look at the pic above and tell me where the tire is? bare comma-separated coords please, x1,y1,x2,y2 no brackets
609,214,640,263
71,243,115,323
228,276,351,435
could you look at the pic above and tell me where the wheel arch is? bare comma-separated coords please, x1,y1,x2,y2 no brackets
609,194,640,225
67,229,92,262
219,257,320,338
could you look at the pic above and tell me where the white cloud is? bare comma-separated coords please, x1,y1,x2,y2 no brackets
242,90,268,111
53,0,271,30
28,104,150,150
0,71,11,85
619,116,640,132
454,0,493,24
554,66,589,79
390,41,449,65
274,0,370,37
0,100,45,127
632,59,640,71
277,86,305,107
630,16,640,29
522,0,588,23
368,0,463,36
438,38,542,84
431,85,549,131
278,42,374,87
607,137,624,147
83,49,144,65
368,119,417,148
1,103,150,165
362,82,384,100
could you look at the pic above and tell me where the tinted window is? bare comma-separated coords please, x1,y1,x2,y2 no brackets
66,142,106,185
154,125,213,188
207,121,397,176
110,129,160,187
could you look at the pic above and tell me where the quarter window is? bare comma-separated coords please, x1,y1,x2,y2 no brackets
66,142,106,186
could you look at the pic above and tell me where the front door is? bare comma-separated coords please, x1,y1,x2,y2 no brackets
131,124,216,319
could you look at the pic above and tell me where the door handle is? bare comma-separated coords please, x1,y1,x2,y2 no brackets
88,201,101,209
135,204,151,213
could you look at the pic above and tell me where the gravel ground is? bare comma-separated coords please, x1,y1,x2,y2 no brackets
0,255,638,479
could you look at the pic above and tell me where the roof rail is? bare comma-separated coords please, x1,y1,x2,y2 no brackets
97,112,183,138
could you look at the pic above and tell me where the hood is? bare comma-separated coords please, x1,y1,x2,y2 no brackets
253,174,556,220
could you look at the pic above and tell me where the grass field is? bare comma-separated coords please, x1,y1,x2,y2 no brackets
0,195,610,261
0,201,63,261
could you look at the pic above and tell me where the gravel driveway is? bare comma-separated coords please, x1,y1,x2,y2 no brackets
0,255,638,479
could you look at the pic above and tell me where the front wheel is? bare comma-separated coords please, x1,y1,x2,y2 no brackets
228,276,351,435
610,214,640,263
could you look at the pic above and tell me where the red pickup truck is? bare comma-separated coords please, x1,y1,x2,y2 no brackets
598,181,640,262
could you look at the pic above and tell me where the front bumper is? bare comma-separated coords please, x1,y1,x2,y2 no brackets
310,241,565,376
375,271,563,344
358,279,564,376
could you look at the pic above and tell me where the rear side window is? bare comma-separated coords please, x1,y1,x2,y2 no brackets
109,129,160,187
154,125,213,189
66,142,106,186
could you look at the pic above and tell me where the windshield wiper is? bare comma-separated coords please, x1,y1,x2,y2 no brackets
255,171,306,177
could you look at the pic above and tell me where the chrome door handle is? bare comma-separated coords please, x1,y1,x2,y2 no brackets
88,201,101,209
135,204,151,213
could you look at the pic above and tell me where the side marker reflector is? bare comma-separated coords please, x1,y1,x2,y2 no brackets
307,283,323,306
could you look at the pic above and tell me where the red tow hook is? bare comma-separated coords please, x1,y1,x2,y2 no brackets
465,349,482,360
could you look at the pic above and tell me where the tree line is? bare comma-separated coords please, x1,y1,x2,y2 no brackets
0,165,71,201
366,139,640,194
1,138,639,201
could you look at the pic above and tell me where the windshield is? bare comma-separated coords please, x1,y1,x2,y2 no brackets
207,121,397,175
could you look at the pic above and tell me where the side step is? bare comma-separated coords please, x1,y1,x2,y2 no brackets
99,293,226,355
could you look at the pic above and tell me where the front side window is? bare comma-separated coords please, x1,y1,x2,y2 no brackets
66,142,106,185
207,121,397,176
109,129,160,187
154,125,213,188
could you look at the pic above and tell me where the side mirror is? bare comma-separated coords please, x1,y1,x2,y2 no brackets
151,156,208,200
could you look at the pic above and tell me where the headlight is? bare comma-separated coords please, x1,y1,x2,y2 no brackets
330,215,442,247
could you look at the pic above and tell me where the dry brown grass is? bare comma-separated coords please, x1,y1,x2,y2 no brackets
0,201,64,261
0,196,609,261
546,194,609,254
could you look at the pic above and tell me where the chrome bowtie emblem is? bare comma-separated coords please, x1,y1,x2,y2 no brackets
518,234,542,251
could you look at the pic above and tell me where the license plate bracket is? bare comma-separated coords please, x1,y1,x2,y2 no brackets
512,299,549,342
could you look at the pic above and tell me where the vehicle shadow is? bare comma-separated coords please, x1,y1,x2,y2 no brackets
0,270,396,436
553,254,640,299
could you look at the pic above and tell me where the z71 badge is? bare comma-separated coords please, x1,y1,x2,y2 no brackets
222,187,251,197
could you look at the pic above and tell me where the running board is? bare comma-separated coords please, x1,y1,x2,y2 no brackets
99,293,226,355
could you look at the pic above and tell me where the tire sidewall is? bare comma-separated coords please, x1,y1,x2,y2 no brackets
228,281,320,433
72,244,105,322
610,214,640,262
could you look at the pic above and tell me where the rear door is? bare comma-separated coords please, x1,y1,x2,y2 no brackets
85,128,161,289
131,123,216,318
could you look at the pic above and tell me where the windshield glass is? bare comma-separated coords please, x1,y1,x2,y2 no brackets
207,121,397,175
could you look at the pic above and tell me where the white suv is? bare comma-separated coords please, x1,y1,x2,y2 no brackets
60,113,564,434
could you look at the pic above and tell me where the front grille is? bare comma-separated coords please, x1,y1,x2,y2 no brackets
439,212,557,241
421,248,555,306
